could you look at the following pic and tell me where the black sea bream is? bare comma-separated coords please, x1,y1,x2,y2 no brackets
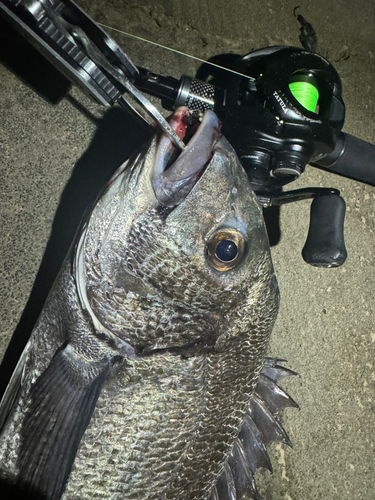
0,108,297,500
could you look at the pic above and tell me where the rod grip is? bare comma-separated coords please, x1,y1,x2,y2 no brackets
302,195,347,267
312,133,375,186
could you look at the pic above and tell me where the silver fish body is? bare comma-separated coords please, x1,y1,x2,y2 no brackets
0,109,286,500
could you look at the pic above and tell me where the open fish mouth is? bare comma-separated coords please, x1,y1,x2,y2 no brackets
152,107,222,207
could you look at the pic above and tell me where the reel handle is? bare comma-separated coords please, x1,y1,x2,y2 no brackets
302,194,347,267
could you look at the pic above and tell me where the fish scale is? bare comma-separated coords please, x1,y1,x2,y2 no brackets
64,345,256,500
167,348,261,499
64,355,208,499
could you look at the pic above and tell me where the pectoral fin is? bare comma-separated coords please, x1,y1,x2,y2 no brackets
16,345,110,500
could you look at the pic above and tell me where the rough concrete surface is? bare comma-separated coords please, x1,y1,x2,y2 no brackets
0,0,374,499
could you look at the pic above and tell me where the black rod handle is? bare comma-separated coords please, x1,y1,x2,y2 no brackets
312,132,375,186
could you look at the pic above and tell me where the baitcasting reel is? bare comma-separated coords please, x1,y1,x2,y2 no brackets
136,46,375,268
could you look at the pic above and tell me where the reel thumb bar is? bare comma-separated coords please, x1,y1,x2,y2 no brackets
312,132,375,186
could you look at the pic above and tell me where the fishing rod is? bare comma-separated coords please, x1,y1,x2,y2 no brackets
1,0,375,268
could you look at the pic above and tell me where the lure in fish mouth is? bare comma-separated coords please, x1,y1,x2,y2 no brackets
0,108,298,500
151,107,221,207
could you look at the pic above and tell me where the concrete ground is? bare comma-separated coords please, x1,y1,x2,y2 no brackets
0,0,374,499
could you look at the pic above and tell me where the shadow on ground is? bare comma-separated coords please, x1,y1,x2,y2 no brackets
0,104,152,399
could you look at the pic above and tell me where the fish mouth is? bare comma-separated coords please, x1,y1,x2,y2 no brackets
151,107,222,207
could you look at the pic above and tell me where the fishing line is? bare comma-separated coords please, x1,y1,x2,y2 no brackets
289,82,319,112
98,22,255,81
289,74,319,113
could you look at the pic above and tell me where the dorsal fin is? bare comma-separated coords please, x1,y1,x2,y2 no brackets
209,358,298,499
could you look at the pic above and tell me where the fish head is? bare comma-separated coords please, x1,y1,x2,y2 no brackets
81,108,279,354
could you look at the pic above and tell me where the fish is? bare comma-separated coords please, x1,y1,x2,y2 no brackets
0,107,298,500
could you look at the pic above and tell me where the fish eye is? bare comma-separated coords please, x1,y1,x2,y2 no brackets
207,229,247,271
215,239,238,261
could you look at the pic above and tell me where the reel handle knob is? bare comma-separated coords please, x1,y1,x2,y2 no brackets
302,195,347,267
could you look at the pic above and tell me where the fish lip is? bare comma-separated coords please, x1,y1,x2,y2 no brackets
151,108,222,207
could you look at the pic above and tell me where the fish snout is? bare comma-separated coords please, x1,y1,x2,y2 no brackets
152,108,221,206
